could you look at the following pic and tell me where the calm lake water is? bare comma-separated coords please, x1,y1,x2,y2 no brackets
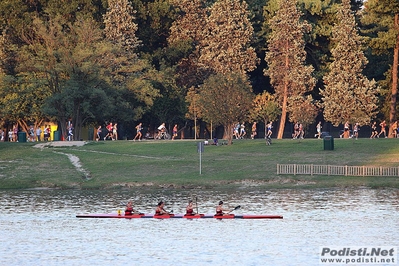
0,188,398,266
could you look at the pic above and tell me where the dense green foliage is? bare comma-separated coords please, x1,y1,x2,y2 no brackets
361,0,399,136
265,0,315,138
0,0,398,141
197,73,254,144
321,0,378,126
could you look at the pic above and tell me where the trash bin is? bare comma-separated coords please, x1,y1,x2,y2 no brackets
18,132,26,142
323,136,334,150
53,131,61,141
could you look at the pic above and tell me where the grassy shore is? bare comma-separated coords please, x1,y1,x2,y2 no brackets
0,137,398,190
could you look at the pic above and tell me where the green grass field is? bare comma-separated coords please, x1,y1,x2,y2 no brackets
0,137,398,189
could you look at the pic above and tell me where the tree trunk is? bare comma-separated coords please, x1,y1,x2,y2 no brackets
277,42,290,139
264,119,267,137
225,123,234,145
59,117,67,140
19,119,29,134
389,13,399,138
277,86,288,139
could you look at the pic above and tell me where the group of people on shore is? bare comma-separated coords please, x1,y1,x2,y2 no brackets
0,124,53,142
233,122,247,139
96,122,179,141
337,120,393,139
133,122,179,141
235,121,273,140
370,120,390,139
293,122,305,139
74,119,399,142
124,200,233,216
0,125,18,142
310,120,398,140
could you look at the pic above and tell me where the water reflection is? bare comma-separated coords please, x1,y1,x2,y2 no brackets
0,188,398,266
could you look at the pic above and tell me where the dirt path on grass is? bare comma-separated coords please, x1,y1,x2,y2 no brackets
34,141,87,148
34,141,91,180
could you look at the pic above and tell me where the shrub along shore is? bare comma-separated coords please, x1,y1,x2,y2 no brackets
0,138,398,190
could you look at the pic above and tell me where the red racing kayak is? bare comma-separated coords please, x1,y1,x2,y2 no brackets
76,213,283,219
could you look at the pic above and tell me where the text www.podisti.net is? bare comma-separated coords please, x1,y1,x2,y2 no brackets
319,246,397,265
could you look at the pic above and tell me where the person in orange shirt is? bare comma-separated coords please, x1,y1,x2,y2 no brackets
172,124,178,140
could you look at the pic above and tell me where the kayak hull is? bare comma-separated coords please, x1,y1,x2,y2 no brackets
76,213,146,219
76,213,283,219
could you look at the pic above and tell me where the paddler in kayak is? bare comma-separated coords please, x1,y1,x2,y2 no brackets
215,201,229,216
125,201,139,216
185,200,196,216
155,201,170,215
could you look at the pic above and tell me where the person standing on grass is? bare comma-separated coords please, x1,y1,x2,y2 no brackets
45,125,51,141
353,123,360,140
341,121,350,138
266,121,273,138
297,123,304,139
239,122,246,139
28,125,35,142
13,124,18,142
112,123,118,140
233,122,240,139
104,122,113,140
172,124,178,140
134,122,143,141
67,123,74,141
391,121,398,138
36,126,42,142
370,121,378,138
8,128,13,142
293,122,299,139
43,125,49,141
96,125,102,141
315,121,322,139
378,120,387,138
251,122,257,139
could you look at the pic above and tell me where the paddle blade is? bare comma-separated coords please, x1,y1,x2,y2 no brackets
234,205,241,211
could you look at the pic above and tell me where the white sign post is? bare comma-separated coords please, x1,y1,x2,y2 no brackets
197,142,204,175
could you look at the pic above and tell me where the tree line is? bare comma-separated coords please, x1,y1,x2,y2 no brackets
0,0,398,143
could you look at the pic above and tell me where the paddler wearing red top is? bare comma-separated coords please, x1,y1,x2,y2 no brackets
125,201,138,216
155,201,170,215
215,201,229,216
185,200,196,216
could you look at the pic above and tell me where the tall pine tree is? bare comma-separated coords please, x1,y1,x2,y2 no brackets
168,0,209,88
265,0,315,139
362,0,399,137
199,0,258,75
103,0,160,121
321,0,378,127
103,0,140,52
